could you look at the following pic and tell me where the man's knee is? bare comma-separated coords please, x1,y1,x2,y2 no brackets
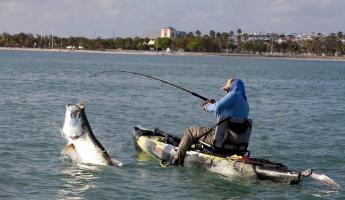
185,126,206,139
186,126,199,132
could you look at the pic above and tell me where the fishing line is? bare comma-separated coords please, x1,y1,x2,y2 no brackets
91,69,209,101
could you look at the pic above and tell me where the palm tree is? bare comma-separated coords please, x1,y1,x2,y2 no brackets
187,32,194,37
337,31,343,39
209,30,215,39
195,30,201,37
1,32,10,47
220,32,229,51
236,28,242,51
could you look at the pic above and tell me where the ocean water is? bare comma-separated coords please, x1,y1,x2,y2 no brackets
0,50,344,199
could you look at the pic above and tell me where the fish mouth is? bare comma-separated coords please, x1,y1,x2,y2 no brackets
66,103,85,118
63,103,86,140
70,109,79,118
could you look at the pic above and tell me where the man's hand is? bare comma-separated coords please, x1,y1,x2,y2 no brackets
200,99,216,111
208,99,216,104
200,100,207,109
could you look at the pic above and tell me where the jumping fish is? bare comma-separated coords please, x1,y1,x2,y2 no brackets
61,103,122,166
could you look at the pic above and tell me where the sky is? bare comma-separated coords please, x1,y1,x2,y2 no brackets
0,0,344,38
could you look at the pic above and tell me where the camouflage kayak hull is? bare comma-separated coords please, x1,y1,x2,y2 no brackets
132,127,303,184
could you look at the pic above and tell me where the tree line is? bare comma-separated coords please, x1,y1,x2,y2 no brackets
1,30,344,56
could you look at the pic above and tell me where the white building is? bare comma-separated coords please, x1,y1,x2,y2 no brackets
160,26,176,40
148,39,155,46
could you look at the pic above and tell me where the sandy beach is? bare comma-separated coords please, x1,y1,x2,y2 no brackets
1,47,344,62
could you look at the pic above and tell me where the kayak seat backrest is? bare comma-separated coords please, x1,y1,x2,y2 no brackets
213,116,252,154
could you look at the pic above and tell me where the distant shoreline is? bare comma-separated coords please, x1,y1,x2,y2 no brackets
1,47,345,62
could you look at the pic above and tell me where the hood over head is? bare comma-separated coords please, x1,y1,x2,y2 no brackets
228,78,247,101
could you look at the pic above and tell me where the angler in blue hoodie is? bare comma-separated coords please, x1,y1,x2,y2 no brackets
172,78,250,166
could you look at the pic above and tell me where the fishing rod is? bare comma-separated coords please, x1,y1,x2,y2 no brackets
118,70,208,101
91,69,208,101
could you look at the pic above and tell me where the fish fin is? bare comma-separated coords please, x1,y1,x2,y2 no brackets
111,159,123,167
310,172,341,190
302,169,341,190
60,128,67,139
61,144,80,162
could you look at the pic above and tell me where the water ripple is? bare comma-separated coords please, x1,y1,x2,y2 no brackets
0,51,344,199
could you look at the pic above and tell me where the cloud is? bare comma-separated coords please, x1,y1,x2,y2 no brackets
0,0,344,37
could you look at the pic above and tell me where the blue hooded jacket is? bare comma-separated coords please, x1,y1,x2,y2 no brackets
205,78,249,119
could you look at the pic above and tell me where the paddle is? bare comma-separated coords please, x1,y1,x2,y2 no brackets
91,69,209,101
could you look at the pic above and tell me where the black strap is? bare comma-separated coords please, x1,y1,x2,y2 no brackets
196,116,232,141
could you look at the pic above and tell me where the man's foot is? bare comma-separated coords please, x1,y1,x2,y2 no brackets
160,157,182,167
160,160,171,167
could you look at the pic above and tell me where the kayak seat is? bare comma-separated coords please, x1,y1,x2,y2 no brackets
200,116,253,156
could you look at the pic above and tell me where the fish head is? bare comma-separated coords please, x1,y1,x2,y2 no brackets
62,103,87,141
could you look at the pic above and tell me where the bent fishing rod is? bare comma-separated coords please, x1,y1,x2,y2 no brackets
91,69,208,101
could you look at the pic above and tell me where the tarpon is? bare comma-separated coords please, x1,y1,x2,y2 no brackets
61,103,122,166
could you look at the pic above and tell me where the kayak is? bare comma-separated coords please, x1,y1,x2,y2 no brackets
132,126,341,190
